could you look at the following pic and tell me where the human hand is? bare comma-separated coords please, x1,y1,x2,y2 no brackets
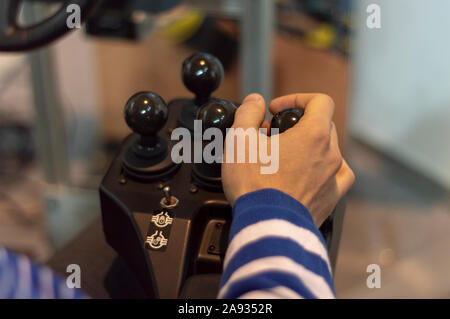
222,93,355,227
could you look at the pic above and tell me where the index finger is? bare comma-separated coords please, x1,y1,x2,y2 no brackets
269,93,335,132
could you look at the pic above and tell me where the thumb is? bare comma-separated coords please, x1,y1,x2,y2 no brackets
232,93,266,130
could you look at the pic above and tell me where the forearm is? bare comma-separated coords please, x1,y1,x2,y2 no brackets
219,189,335,299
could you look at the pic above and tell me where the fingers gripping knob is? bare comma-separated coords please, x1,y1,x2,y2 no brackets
270,108,304,134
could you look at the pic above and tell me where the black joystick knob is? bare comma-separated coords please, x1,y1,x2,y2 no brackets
270,108,304,134
124,91,168,157
196,98,237,135
182,52,224,106
192,98,237,191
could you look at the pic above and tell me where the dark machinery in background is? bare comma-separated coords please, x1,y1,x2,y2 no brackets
0,0,99,51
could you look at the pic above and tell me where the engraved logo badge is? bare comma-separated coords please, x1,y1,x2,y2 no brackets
151,211,173,228
145,210,174,252
145,231,168,250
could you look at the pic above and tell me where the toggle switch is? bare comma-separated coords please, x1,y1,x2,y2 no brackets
160,186,179,209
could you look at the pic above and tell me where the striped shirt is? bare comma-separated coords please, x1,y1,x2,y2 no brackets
219,188,335,299
0,248,87,299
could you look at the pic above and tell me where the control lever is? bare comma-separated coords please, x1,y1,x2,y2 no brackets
179,53,225,131
122,91,179,181
160,186,179,209
270,108,304,134
192,104,303,190
182,53,224,106
191,98,237,191
196,98,237,135
124,91,168,158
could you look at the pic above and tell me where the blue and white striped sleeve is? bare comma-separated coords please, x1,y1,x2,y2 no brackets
0,248,88,299
218,188,335,299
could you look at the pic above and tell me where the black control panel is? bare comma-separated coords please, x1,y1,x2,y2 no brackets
99,52,342,299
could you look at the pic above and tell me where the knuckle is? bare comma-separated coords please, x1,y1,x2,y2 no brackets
233,107,249,126
330,152,343,172
236,102,261,118
348,166,356,183
311,126,330,144
234,105,246,118
317,93,335,108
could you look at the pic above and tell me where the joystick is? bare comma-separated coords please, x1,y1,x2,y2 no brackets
124,91,168,158
270,108,304,134
122,91,179,181
179,53,225,132
197,98,237,135
182,53,224,106
192,103,302,191
192,98,237,191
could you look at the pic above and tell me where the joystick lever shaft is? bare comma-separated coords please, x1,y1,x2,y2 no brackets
163,186,172,205
160,186,179,209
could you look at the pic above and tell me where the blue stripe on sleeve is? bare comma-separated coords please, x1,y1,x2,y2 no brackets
221,237,334,290
230,189,327,247
7,251,18,299
30,263,40,299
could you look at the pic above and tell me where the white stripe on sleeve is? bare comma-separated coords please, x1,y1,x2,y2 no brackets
239,286,304,299
16,255,32,299
219,256,334,299
224,219,331,272
39,267,55,299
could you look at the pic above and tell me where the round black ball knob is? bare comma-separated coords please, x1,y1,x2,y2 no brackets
197,98,237,135
124,91,168,137
182,52,224,105
270,108,304,134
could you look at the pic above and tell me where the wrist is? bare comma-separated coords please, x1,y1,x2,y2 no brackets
230,188,328,248
233,188,312,221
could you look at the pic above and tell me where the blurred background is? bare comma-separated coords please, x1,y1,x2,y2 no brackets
0,0,449,298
